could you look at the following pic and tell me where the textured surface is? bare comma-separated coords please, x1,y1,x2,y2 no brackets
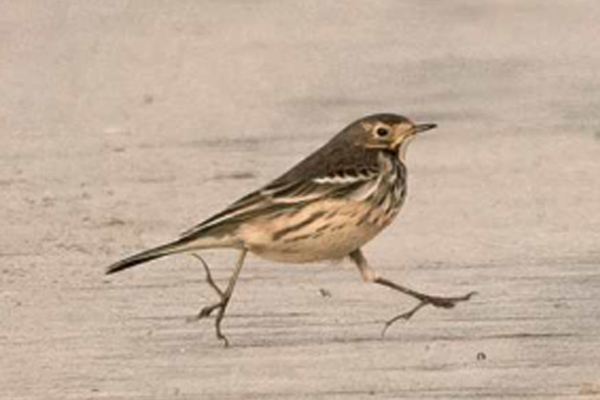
2,1,600,399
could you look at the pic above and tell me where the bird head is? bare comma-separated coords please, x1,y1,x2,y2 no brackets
353,113,437,161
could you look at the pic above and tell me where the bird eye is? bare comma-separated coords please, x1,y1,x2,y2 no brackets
376,127,389,137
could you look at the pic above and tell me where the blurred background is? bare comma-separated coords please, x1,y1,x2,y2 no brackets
1,1,599,399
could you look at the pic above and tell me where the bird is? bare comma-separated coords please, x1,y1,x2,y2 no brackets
106,113,475,345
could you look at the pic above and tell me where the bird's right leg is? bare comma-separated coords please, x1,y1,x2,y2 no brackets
188,249,248,346
349,249,476,336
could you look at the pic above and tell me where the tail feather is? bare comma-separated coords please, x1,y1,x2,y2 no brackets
106,240,191,275
107,224,240,275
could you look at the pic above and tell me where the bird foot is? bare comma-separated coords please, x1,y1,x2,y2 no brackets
186,300,225,320
186,254,231,347
381,291,477,337
187,299,230,347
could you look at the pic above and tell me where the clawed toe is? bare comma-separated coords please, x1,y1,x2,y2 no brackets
188,298,231,346
199,304,218,318
186,302,224,322
188,253,243,347
381,291,477,337
425,291,477,309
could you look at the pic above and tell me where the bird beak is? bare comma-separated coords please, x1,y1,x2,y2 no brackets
413,123,437,134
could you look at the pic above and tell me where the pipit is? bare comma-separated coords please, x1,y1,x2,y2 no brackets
107,113,475,345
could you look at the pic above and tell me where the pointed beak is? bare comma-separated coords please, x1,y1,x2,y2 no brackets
413,123,437,134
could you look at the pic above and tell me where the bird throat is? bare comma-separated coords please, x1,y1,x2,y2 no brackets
396,135,416,163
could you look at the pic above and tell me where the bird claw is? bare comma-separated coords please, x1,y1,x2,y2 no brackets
187,298,231,347
381,291,477,337
423,291,478,309
187,254,231,347
186,302,223,321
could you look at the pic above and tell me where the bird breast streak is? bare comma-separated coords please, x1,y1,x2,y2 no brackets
238,152,407,263
238,199,396,263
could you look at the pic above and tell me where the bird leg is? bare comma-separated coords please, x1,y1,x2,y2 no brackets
375,277,476,337
188,250,248,347
349,249,476,336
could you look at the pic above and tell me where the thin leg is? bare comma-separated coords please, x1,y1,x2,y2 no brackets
192,254,224,297
188,250,248,346
349,249,476,336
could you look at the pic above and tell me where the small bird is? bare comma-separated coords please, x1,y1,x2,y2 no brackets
106,113,475,345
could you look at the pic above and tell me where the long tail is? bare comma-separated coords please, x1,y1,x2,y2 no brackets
106,238,194,275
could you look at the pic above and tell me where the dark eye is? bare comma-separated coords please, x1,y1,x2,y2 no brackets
376,127,389,137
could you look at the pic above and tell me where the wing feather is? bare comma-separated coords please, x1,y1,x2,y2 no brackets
180,169,379,240
180,142,382,240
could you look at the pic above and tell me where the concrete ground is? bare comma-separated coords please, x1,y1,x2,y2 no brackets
1,1,600,399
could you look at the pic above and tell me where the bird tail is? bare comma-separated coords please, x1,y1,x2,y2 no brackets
106,238,196,275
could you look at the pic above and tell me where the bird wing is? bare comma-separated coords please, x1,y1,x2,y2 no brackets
179,148,382,240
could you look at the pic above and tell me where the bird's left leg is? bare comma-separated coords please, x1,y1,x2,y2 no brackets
349,248,476,336
188,249,248,346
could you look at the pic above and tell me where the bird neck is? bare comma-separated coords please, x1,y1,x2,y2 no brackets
380,148,405,167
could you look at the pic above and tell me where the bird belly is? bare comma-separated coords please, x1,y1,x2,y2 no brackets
237,199,400,263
